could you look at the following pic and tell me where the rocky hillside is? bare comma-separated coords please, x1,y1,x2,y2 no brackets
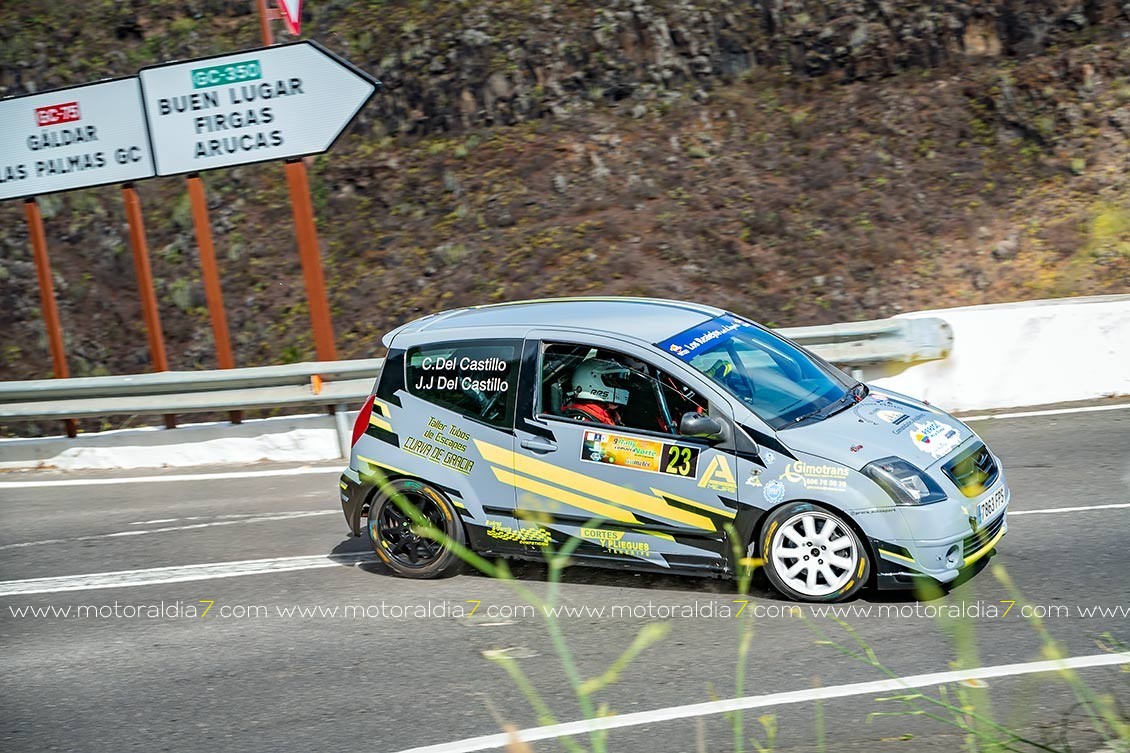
1,1,1128,391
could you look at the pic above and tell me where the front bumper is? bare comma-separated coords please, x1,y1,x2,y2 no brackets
340,467,368,536
873,481,1010,590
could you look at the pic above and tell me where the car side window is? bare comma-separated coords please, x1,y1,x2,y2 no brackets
539,343,707,435
405,340,519,429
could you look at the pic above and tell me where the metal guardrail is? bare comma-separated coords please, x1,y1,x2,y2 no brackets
0,318,952,423
786,317,952,366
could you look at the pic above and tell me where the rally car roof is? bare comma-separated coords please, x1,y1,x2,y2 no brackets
384,297,727,346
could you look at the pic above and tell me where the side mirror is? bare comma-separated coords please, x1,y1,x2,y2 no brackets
679,412,725,441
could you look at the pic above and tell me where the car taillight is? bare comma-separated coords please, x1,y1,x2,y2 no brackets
352,394,375,447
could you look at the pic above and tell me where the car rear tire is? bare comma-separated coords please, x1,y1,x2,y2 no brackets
761,502,869,602
367,479,465,579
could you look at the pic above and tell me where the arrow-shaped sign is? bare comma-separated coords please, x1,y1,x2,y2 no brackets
138,41,375,177
276,0,303,36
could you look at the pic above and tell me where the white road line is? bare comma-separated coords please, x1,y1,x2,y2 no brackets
393,653,1130,753
128,511,326,525
962,403,1130,421
0,465,341,489
0,510,339,551
0,552,378,596
1009,503,1130,516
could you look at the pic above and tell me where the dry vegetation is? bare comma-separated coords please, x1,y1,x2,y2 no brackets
1,1,1127,382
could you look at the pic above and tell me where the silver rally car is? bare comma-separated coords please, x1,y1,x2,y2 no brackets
340,298,1009,602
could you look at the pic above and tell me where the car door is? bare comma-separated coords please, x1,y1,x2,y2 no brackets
503,332,743,572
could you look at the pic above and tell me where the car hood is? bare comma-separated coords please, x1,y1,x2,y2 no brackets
776,390,974,471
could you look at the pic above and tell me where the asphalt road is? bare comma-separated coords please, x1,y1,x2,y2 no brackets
1,407,1128,752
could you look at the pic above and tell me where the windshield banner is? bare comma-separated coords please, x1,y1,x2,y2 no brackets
656,315,753,361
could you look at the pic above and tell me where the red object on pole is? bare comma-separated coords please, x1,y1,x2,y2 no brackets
121,183,176,429
276,0,303,36
24,198,77,438
186,174,242,424
285,159,338,362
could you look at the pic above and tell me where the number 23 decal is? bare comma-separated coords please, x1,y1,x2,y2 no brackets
662,443,699,477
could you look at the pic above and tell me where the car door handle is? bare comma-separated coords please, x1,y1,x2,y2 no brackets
520,437,557,454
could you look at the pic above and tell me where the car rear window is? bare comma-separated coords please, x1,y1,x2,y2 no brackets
405,340,520,429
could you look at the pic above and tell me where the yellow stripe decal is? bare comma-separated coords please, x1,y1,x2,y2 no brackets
963,526,1006,567
475,440,714,530
372,399,390,418
879,548,916,565
339,482,348,490
491,467,640,525
369,415,393,432
356,455,411,478
650,488,736,519
637,529,675,541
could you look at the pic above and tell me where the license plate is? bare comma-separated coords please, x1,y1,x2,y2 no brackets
978,484,1007,524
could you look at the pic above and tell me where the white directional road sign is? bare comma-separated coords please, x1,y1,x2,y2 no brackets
139,41,376,177
0,78,155,201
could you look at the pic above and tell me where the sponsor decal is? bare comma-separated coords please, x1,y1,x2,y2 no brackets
762,449,777,466
891,411,930,435
746,469,762,488
763,479,785,504
850,444,863,453
580,527,652,557
401,416,476,474
854,401,912,427
910,420,961,459
486,519,551,547
656,314,753,361
580,431,700,478
781,460,850,493
697,455,738,493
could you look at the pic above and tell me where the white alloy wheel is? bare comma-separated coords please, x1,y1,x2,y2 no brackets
769,509,859,598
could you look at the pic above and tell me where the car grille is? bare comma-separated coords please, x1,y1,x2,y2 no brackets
962,510,1005,558
943,441,999,498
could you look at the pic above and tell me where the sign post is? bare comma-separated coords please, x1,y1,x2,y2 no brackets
121,183,175,429
138,41,376,363
23,198,77,438
185,173,241,423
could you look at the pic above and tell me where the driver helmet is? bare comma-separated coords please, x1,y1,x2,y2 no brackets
570,359,631,406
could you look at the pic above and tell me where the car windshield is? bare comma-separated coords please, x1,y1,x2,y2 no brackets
656,314,853,429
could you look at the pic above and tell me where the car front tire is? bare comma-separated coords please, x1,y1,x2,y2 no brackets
761,502,869,602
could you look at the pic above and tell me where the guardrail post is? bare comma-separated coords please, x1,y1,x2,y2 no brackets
24,197,77,439
333,403,351,459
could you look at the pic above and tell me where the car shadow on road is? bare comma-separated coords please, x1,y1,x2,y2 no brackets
329,536,994,604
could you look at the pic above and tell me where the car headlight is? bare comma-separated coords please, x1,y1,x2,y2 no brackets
862,457,947,506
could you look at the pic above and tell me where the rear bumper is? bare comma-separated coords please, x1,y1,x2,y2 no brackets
340,467,368,536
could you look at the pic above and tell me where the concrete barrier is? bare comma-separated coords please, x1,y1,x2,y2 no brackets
0,413,349,471
869,295,1130,412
